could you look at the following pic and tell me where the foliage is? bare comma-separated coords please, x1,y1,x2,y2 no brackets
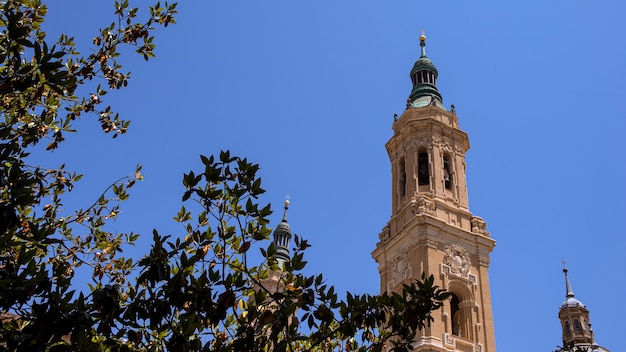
119,151,450,351
0,1,450,351
0,0,177,350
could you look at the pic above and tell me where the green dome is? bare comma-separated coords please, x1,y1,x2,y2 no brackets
411,56,436,73
408,35,442,107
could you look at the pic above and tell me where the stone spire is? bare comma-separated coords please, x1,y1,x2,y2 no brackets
560,264,586,311
272,199,292,266
408,31,443,108
563,266,575,298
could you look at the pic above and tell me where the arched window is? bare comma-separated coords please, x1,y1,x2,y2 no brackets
564,321,571,336
443,154,452,190
448,287,474,341
418,151,429,185
399,158,406,198
574,319,582,334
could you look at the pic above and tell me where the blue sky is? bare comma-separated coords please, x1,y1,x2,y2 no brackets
39,1,626,351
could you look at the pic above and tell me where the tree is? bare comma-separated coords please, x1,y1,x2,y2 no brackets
0,1,450,351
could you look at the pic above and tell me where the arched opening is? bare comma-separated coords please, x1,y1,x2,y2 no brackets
443,154,452,190
418,151,429,186
448,283,474,341
398,158,406,198
564,321,571,336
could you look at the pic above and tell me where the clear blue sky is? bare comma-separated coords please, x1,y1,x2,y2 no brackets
40,1,625,351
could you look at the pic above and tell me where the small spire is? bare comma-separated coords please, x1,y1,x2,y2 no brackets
282,195,290,222
562,259,575,298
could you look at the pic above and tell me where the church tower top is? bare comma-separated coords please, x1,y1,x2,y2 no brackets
409,32,443,108
272,199,292,266
557,264,609,350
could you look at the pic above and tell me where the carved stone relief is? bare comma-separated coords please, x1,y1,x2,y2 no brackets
469,273,478,286
413,196,437,216
443,243,471,277
471,216,489,237
416,137,433,149
378,225,391,244
440,143,453,154
390,248,410,284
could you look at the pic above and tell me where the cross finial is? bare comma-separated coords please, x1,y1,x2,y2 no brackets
418,28,427,55
561,257,567,268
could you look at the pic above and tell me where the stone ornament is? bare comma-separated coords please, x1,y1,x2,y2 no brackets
471,216,489,237
391,248,410,283
377,225,391,245
443,243,471,277
440,143,453,154
413,196,436,216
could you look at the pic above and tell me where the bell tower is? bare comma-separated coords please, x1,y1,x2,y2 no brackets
372,33,497,352
558,265,609,351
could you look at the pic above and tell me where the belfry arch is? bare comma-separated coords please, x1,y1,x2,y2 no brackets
447,280,475,341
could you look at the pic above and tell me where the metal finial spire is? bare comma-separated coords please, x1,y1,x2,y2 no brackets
282,194,290,222
562,258,575,298
419,28,427,57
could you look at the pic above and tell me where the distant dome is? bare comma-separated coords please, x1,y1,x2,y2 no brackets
560,296,585,309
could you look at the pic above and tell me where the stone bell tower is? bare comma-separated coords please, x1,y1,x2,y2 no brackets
372,33,497,352
557,265,609,352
